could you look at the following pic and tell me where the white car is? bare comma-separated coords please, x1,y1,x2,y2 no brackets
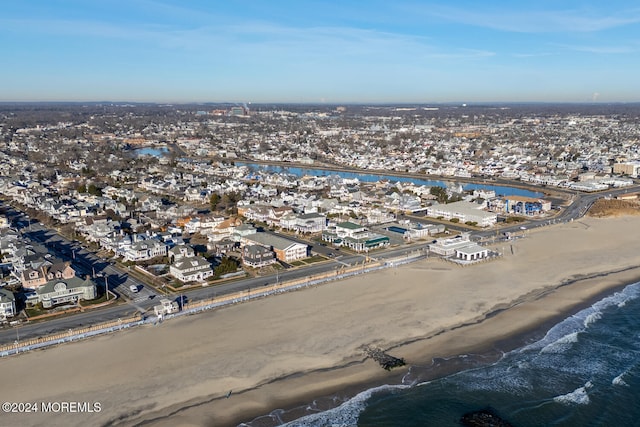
129,285,139,293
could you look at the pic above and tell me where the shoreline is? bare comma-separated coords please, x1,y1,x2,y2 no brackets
2,216,640,427
166,267,639,427
130,220,640,427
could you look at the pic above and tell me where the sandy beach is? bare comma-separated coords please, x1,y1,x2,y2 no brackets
2,216,640,427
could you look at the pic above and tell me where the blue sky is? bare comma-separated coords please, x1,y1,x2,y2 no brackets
1,0,639,103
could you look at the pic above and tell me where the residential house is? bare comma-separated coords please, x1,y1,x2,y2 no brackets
169,256,213,283
242,244,277,268
232,223,257,241
279,212,326,233
0,288,16,320
29,276,97,308
122,239,168,262
168,245,195,263
81,218,120,243
207,217,243,242
266,206,294,227
238,203,271,223
209,238,236,255
242,232,308,262
19,261,75,289
322,221,390,252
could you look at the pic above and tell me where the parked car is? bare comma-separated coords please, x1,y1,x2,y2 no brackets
130,285,139,293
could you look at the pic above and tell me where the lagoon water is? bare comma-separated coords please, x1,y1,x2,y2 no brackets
238,163,543,198
269,281,640,427
134,146,168,157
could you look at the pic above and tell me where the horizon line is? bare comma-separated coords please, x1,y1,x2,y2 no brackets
2,100,640,106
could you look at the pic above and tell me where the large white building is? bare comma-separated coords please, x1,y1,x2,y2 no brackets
429,234,489,261
613,161,640,177
425,201,497,227
242,232,308,262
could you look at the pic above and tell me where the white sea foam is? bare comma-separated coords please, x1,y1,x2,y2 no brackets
539,331,579,354
520,281,640,354
612,372,628,386
553,381,592,406
281,384,408,427
401,373,423,387
583,311,602,328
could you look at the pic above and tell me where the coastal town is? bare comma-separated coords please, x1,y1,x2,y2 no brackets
5,1,640,426
1,102,640,338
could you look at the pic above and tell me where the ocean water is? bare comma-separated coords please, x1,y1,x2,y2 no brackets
257,281,640,427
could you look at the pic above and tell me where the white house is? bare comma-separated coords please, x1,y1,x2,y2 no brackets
122,239,168,262
169,256,214,283
0,288,16,320
29,276,97,309
280,212,326,233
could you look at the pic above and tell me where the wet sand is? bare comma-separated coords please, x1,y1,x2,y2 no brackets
2,216,640,427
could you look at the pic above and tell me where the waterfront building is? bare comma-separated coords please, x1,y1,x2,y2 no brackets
169,256,214,283
425,201,497,227
322,221,390,252
242,244,277,268
0,288,16,320
503,196,551,216
613,161,640,177
242,232,308,262
18,261,75,289
428,234,489,261
29,276,97,309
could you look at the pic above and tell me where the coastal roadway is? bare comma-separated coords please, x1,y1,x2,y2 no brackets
0,236,427,346
1,184,638,345
473,184,640,240
16,217,155,303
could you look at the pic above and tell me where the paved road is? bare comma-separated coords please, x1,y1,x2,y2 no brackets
0,235,425,345
22,222,156,301
2,184,639,345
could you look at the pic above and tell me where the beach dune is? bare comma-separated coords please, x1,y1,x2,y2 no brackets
2,216,640,427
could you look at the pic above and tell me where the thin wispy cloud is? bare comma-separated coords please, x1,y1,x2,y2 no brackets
1,16,492,63
2,0,639,102
512,52,555,58
410,4,640,33
554,43,636,54
0,18,166,41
